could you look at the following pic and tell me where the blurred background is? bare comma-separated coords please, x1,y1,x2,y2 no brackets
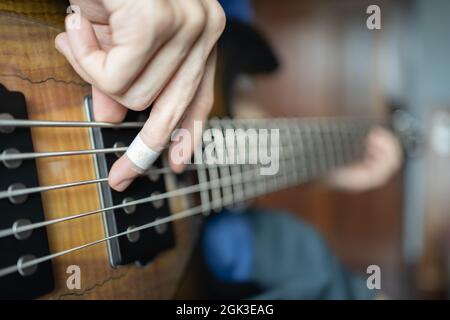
196,0,450,299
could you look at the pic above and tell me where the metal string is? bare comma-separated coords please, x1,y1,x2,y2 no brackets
0,121,370,238
0,145,295,239
0,117,145,129
0,116,372,278
0,146,128,162
0,162,293,278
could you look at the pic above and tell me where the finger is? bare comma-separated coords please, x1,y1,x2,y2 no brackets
108,1,225,191
92,87,128,123
64,7,176,95
137,0,224,150
108,45,206,192
113,0,207,111
328,127,402,191
55,33,128,123
169,50,217,173
55,32,95,84
365,128,402,175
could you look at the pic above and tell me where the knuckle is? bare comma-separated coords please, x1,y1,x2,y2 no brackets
206,2,226,39
128,101,150,112
140,2,177,41
162,113,181,133
183,2,207,38
155,3,178,35
145,116,179,149
100,78,128,96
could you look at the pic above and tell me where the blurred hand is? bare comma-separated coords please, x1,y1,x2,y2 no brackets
326,127,402,192
55,0,225,191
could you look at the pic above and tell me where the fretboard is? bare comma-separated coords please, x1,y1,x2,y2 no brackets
195,117,372,213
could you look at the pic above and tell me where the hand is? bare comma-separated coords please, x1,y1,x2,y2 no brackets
326,127,403,192
55,0,226,191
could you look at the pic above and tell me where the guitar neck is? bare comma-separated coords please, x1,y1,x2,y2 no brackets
195,117,372,211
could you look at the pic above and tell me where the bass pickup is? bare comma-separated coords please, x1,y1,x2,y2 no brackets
84,96,175,267
0,84,54,299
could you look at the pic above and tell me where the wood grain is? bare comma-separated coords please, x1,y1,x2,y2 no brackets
0,1,199,299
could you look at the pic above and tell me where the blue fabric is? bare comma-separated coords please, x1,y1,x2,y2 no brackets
202,208,376,300
219,0,254,24
202,209,254,282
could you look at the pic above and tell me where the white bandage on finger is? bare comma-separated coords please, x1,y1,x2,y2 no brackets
126,135,161,173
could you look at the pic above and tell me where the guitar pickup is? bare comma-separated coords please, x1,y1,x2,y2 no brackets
0,84,54,299
84,96,175,267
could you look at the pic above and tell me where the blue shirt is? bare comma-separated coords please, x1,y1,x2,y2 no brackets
219,0,254,24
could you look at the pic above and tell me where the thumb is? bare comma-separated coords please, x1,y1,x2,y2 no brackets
64,13,109,90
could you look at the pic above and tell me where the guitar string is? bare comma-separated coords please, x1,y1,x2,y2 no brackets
0,122,370,238
0,117,145,129
0,120,369,171
0,115,372,129
0,117,371,163
0,146,128,162
0,160,300,278
0,144,283,200
0,118,370,277
0,145,296,239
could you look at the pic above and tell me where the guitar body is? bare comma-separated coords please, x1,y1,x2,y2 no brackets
0,1,200,299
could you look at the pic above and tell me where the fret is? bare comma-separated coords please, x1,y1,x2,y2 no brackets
337,119,353,165
267,120,281,190
330,120,346,168
281,119,298,183
280,120,294,188
346,120,358,160
253,120,268,196
319,119,337,171
347,120,365,162
301,122,319,178
239,119,259,198
210,119,234,206
195,142,211,215
203,125,223,212
312,120,329,176
277,120,291,187
252,119,264,197
291,121,308,182
195,117,372,210
255,120,270,195
310,121,325,174
222,119,245,204
285,120,298,181
261,118,275,194
278,119,296,187
356,120,371,159
268,120,282,191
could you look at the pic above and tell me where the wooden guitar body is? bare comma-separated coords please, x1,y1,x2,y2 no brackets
0,1,200,299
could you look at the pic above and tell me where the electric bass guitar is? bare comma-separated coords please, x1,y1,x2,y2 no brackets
0,0,418,299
